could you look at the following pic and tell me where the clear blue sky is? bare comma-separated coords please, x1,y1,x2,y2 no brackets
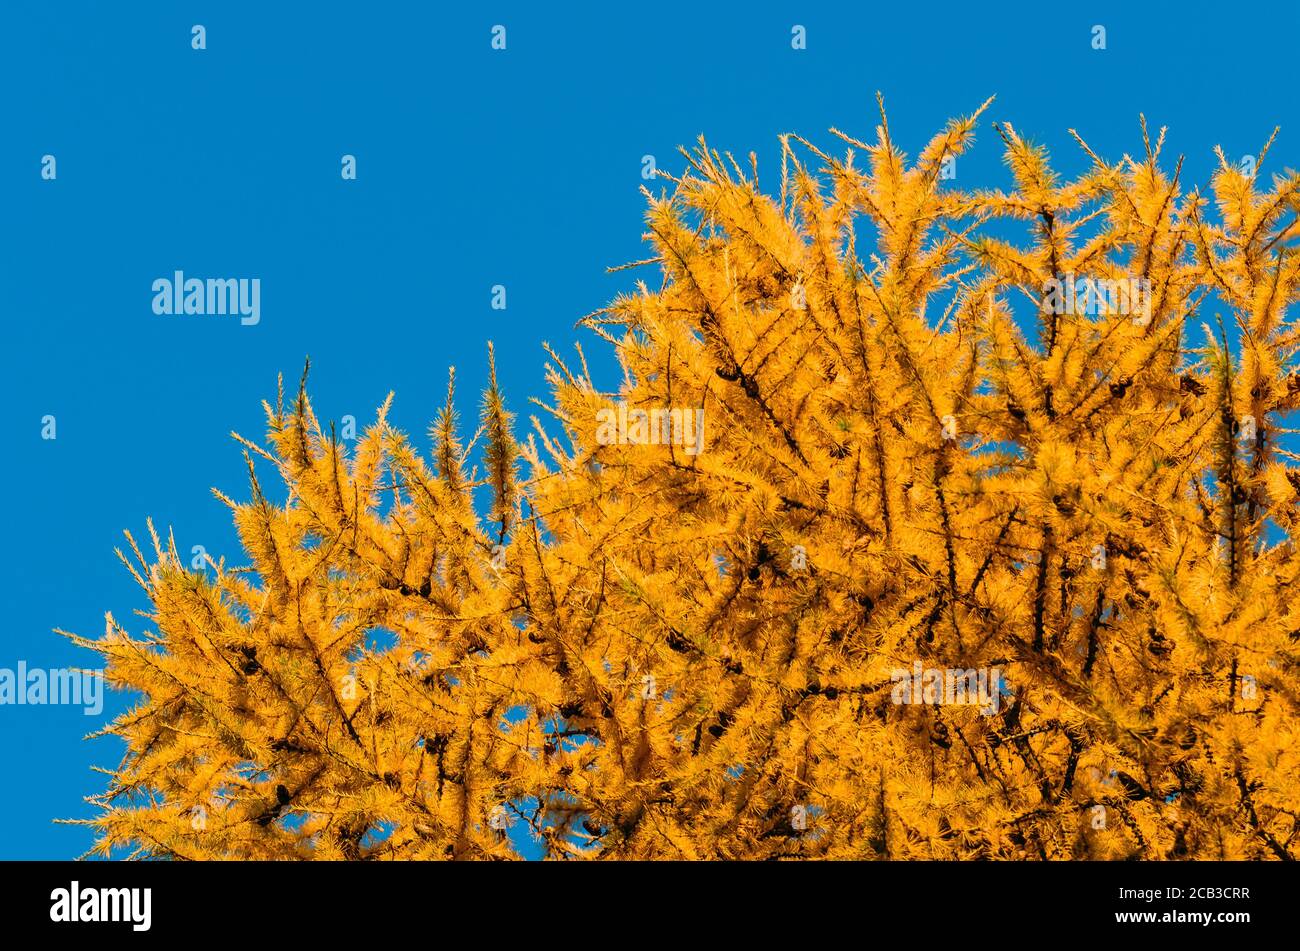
1,0,1295,858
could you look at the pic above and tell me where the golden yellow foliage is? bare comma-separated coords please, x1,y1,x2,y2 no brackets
71,100,1300,860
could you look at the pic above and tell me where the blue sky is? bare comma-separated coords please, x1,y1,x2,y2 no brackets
0,0,1296,858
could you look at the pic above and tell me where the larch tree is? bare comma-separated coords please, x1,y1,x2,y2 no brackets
66,98,1300,860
